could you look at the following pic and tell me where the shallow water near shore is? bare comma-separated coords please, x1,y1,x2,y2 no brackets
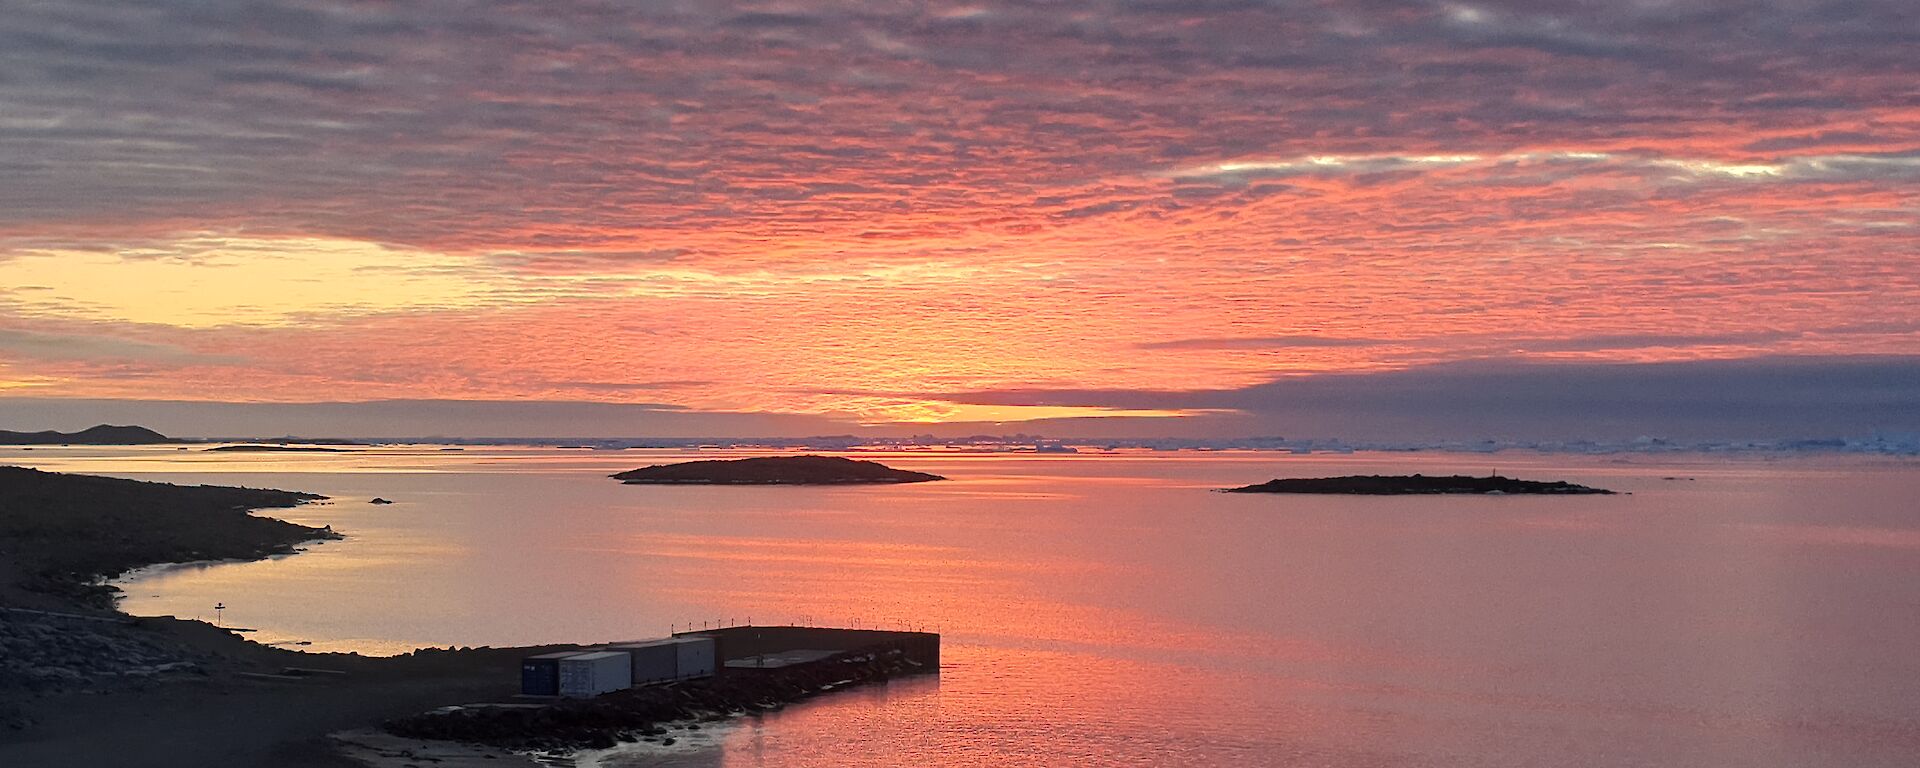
9,446,1920,766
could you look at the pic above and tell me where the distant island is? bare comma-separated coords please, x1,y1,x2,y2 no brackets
0,424,180,445
612,455,945,485
1224,474,1614,495
206,445,350,453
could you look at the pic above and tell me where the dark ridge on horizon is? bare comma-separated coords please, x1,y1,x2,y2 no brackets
0,424,178,445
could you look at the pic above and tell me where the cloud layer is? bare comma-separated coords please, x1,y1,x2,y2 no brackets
910,355,1920,440
0,1,1915,432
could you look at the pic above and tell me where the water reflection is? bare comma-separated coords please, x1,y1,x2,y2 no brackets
4,446,1911,766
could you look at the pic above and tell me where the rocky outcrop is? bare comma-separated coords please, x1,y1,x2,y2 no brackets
612,455,944,485
1224,474,1614,495
0,609,208,695
205,445,348,452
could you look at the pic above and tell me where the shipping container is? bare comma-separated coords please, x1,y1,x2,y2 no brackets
673,635,717,679
520,651,581,696
608,639,680,684
558,651,632,698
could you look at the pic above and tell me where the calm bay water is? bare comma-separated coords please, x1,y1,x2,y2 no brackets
10,446,1920,766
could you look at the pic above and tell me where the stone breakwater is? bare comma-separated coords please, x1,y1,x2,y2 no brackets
385,642,935,753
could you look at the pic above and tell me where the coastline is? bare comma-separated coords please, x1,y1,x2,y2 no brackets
0,467,550,766
0,466,940,767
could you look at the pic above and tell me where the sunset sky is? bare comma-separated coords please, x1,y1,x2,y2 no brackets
1,1,1915,438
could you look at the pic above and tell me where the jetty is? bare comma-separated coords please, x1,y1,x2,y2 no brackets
384,625,940,752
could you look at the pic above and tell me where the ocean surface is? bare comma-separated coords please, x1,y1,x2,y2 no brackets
10,446,1920,767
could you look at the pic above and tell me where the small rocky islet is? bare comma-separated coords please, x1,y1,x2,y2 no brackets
205,445,351,453
1224,474,1614,495
612,455,945,485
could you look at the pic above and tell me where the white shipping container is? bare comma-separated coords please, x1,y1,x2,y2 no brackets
558,651,632,698
609,639,680,684
673,636,716,679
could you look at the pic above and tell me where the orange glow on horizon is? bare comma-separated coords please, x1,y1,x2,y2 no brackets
0,2,1914,426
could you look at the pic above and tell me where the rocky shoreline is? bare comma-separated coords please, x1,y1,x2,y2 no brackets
0,466,940,767
0,466,346,739
0,465,334,609
0,608,203,694
0,466,513,767
0,609,251,736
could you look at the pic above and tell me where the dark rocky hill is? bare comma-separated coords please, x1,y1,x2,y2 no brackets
0,424,180,445
613,455,944,485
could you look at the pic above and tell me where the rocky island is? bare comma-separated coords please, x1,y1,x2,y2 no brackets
1224,474,1614,495
206,444,351,453
612,455,945,485
0,424,181,445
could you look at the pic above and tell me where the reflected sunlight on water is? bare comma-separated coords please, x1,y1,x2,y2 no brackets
7,446,1917,766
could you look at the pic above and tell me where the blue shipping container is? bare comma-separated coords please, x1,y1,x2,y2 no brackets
521,651,580,696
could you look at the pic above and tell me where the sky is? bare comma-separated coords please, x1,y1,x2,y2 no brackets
0,1,1915,439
